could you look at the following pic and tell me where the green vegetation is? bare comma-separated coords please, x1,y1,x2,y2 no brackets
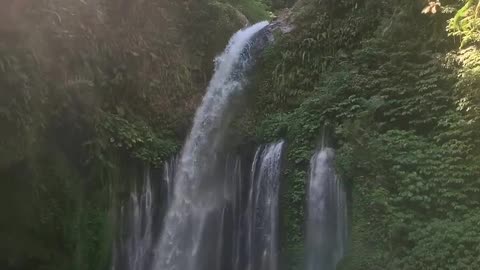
248,0,480,269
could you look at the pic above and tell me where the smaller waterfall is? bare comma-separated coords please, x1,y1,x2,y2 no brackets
246,141,284,270
163,157,176,208
111,167,155,270
306,148,348,270
112,158,177,270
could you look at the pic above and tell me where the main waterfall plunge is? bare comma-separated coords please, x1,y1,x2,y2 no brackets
112,22,348,270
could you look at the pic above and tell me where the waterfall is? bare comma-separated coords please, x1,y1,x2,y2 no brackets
112,167,155,270
306,148,348,270
113,145,286,270
112,159,177,270
163,157,176,208
246,141,284,270
111,20,348,270
226,141,285,270
153,21,270,270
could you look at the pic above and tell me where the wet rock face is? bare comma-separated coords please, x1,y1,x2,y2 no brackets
270,8,295,34
226,14,296,85
240,17,293,71
248,9,295,58
248,26,275,58
227,23,273,81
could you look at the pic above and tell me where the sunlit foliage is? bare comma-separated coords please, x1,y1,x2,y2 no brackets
249,0,480,269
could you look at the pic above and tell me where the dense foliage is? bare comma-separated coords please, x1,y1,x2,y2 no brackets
248,0,480,269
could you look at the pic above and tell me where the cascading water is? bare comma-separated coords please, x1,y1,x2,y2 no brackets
112,167,155,270
306,148,348,270
163,157,176,208
112,159,177,270
153,21,270,270
225,141,285,270
246,141,284,270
